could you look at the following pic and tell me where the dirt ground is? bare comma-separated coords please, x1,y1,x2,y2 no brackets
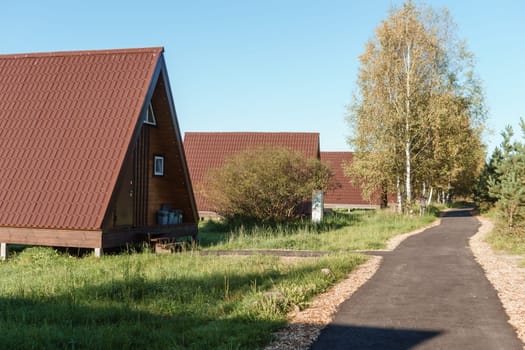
470,217,525,347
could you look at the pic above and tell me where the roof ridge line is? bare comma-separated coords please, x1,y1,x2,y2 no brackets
0,47,164,60
185,131,320,135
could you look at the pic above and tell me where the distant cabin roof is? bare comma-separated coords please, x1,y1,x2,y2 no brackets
0,47,163,230
321,152,376,206
184,132,320,212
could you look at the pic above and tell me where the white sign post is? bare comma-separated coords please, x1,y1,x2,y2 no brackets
312,190,324,223
0,243,7,261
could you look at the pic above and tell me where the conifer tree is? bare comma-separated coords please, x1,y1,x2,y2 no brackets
473,147,502,209
488,121,525,230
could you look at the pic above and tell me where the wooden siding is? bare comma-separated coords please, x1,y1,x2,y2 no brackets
147,74,196,225
133,126,150,226
0,227,102,248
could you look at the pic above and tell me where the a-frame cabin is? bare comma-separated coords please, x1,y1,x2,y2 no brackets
0,47,198,258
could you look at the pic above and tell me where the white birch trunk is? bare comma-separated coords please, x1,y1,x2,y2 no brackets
396,175,403,213
404,40,412,210
427,186,434,206
405,139,411,208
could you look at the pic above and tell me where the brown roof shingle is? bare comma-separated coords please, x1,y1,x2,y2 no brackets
0,47,163,230
184,132,320,212
321,152,378,207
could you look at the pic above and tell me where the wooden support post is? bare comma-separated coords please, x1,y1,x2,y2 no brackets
94,247,103,258
1,243,7,261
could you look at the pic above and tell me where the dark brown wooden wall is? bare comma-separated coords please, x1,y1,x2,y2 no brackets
147,74,196,225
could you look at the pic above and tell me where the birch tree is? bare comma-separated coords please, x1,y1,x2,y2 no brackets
346,1,485,212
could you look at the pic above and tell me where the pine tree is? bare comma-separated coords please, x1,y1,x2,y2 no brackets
488,121,525,231
473,147,502,210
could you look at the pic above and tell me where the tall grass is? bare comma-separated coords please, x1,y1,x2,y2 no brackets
483,209,525,266
0,247,365,349
486,230,525,256
486,224,525,268
200,210,436,251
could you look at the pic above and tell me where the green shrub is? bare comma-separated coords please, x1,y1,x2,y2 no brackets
204,147,336,222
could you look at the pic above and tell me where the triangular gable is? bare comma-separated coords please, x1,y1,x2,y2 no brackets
0,47,163,230
156,56,199,223
105,54,198,227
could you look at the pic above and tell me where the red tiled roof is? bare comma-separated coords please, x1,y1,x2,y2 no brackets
184,132,320,212
0,47,163,230
321,152,377,206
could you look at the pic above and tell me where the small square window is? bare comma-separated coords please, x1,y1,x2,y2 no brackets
154,156,164,176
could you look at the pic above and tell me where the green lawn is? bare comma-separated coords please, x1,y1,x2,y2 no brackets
199,210,436,251
0,210,437,349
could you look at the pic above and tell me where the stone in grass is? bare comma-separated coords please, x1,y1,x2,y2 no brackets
263,291,286,303
288,304,301,317
321,268,332,276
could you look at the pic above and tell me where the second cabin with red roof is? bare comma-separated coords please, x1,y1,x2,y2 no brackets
183,132,382,219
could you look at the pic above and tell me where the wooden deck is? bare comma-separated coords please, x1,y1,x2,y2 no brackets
102,223,198,248
0,223,198,259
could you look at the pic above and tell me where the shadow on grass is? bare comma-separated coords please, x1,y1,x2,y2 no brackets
198,210,368,248
0,296,281,350
0,260,347,349
0,294,442,350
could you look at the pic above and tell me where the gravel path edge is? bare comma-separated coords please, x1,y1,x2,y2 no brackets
470,217,525,348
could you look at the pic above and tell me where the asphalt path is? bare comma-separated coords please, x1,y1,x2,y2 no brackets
311,209,523,349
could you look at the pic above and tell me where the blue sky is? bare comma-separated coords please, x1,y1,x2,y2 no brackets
2,1,523,155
